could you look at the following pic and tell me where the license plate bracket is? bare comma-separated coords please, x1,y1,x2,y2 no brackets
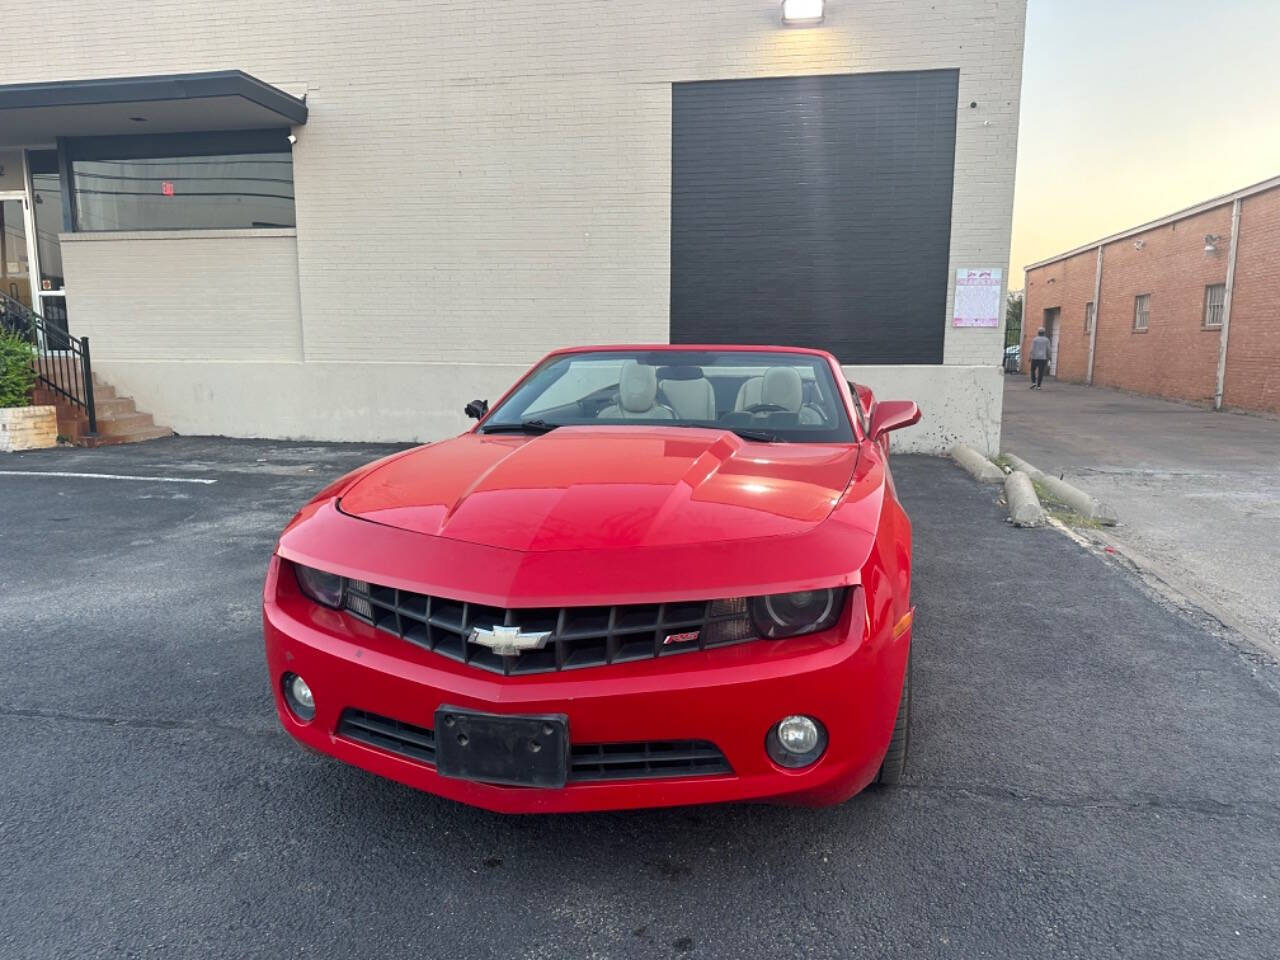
434,706,569,788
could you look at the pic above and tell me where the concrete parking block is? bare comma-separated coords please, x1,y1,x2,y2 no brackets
1004,470,1045,527
950,443,1005,483
1004,451,1118,524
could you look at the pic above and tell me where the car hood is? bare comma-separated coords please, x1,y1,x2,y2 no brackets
338,427,860,552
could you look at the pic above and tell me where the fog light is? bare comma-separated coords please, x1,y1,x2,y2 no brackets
283,672,315,722
766,714,827,768
290,675,314,708
778,715,819,753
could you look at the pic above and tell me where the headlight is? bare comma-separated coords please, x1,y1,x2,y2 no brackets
749,587,844,638
292,562,345,608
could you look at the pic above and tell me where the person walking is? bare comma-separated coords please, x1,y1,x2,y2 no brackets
1029,327,1052,390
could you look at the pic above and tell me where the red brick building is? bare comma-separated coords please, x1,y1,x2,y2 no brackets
1022,176,1280,414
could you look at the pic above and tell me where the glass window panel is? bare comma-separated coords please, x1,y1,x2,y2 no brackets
71,152,295,231
39,295,71,349
1203,284,1225,329
0,198,32,307
28,150,65,290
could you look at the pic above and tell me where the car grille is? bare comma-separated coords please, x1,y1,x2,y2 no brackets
569,740,732,781
342,579,756,675
337,709,732,783
340,709,437,764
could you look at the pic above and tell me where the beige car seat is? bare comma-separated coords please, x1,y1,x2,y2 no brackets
733,367,824,424
659,370,717,420
598,361,675,419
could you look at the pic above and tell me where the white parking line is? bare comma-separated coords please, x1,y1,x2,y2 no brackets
0,470,217,485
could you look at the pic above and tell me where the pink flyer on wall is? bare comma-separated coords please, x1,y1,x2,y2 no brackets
953,268,1003,327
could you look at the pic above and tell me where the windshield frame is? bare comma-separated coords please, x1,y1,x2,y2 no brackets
477,347,859,445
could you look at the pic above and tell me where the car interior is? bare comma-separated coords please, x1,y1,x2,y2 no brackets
587,360,833,428
483,352,863,443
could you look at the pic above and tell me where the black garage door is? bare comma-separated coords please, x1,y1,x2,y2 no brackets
670,70,958,364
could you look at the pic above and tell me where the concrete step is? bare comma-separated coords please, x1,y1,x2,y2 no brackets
97,411,156,436
82,425,174,447
33,369,173,446
93,396,136,417
56,415,89,445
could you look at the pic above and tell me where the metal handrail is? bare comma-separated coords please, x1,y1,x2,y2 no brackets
0,291,97,435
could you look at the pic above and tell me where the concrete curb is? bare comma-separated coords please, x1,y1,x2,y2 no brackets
950,444,1004,483
1004,470,1045,527
1093,529,1280,662
1003,452,1119,525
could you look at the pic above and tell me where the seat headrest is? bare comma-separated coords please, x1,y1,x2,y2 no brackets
657,364,705,381
761,367,803,413
618,360,658,413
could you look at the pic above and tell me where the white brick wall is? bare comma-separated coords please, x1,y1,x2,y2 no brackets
1,0,1026,448
61,231,303,361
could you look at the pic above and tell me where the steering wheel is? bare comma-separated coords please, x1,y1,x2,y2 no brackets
745,403,789,414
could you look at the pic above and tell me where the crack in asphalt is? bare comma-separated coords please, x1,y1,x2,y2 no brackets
5,704,1278,823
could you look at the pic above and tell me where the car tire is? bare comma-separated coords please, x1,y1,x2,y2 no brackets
876,650,911,785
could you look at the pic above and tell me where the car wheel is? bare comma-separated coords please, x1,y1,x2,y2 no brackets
876,650,911,785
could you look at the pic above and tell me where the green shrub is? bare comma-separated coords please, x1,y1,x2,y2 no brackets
0,330,36,408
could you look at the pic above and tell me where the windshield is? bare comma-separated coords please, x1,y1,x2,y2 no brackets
482,350,855,443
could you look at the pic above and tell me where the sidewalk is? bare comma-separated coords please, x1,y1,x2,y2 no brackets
1002,377,1280,648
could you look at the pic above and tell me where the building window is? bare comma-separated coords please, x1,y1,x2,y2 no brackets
1134,294,1150,332
67,129,295,232
1084,301,1095,334
1203,284,1226,329
27,151,65,291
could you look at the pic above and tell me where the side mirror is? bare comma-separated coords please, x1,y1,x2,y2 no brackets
464,399,489,420
869,400,921,441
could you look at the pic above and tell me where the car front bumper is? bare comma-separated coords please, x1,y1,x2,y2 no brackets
263,556,909,813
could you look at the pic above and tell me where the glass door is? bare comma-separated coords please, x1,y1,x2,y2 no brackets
27,151,70,347
0,193,34,309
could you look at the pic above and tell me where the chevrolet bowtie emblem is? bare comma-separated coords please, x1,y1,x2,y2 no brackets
468,624,553,657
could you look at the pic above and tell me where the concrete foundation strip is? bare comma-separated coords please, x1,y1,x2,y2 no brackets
1002,453,1118,525
1004,470,1045,527
1092,529,1280,661
949,444,1005,483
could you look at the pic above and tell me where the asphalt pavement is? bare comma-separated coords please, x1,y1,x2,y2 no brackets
1002,377,1280,649
1,437,1278,959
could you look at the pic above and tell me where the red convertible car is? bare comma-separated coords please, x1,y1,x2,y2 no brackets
263,345,921,812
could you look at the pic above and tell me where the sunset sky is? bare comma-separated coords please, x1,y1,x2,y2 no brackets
1010,0,1280,283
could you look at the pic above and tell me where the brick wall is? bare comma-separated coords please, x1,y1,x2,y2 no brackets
1092,206,1232,404
1022,248,1097,382
1024,201,1247,407
1224,187,1280,413
62,231,303,362
1025,183,1280,415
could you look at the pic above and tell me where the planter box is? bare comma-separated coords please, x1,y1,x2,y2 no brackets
0,405,58,452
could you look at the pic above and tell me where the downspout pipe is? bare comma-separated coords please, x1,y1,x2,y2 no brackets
1214,198,1242,410
1086,244,1103,385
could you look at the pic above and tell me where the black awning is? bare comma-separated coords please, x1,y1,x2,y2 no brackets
0,70,307,145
